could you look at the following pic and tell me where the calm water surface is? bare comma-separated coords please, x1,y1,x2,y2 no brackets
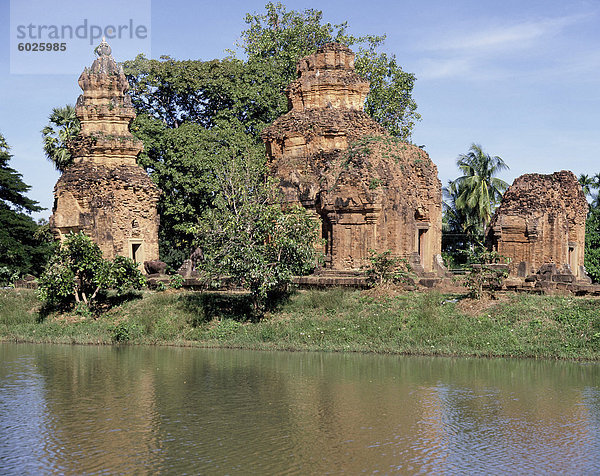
0,343,599,474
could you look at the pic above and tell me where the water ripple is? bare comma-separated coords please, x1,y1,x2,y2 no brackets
0,345,599,474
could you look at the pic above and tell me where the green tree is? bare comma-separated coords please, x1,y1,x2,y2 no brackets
193,150,320,313
450,143,509,235
0,133,52,283
584,206,600,283
42,105,80,172
130,114,267,267
442,179,482,261
38,232,146,310
123,54,287,267
237,1,420,139
580,172,600,282
578,173,595,198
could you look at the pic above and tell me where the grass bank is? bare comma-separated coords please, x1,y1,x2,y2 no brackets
1,288,600,360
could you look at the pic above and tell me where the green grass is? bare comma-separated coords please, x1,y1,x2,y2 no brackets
1,288,599,360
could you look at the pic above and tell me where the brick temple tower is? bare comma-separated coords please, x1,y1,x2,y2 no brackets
262,43,444,274
487,171,589,281
50,39,160,267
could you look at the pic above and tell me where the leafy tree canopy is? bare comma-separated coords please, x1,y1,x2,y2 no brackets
0,133,51,283
578,172,600,208
192,150,320,313
442,144,508,265
450,143,508,233
579,173,600,283
236,1,420,138
585,206,600,283
120,2,421,269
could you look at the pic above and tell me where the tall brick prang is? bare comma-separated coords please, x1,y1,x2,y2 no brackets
50,39,160,269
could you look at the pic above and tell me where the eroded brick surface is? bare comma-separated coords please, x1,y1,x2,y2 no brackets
262,43,443,273
487,171,588,280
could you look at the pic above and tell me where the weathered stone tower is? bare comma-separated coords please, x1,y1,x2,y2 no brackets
486,171,588,280
262,43,444,274
50,39,160,266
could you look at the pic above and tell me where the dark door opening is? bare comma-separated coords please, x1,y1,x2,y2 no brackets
568,245,575,270
418,229,427,264
131,243,141,264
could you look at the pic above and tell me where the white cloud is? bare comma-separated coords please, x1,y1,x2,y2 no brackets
417,57,473,80
430,15,586,52
413,12,597,80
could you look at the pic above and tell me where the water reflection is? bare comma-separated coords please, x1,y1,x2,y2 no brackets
0,344,598,474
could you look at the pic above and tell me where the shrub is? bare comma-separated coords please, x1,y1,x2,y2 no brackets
110,321,141,343
38,232,146,311
169,274,184,289
463,264,507,299
461,248,509,299
363,250,413,287
0,266,20,287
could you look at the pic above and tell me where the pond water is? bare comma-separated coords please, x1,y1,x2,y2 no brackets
0,343,599,474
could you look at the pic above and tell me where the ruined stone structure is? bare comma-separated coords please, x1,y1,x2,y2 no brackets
262,43,443,274
50,39,160,267
486,171,588,281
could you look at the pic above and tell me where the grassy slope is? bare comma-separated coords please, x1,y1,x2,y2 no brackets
1,288,599,360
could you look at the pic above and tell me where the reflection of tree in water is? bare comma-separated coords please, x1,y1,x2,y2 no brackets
20,346,600,474
32,345,163,473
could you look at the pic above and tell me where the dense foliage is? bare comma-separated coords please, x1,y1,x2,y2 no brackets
38,232,146,311
363,250,413,287
576,173,600,283
237,2,420,139
451,143,509,232
0,133,52,285
584,207,600,282
42,105,80,172
442,144,508,264
192,152,320,313
122,56,280,265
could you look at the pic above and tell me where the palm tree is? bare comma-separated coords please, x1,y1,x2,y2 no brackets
42,105,80,172
443,180,480,236
578,173,595,197
451,143,509,234
578,173,600,208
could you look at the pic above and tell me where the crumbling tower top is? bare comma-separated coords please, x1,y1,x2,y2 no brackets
285,42,370,112
72,38,142,165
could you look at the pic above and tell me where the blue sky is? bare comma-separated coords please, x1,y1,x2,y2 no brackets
1,0,599,220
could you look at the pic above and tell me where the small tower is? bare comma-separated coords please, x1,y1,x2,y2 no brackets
50,39,160,267
261,43,444,274
487,171,589,281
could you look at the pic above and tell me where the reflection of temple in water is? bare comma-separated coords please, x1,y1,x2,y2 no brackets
22,347,599,474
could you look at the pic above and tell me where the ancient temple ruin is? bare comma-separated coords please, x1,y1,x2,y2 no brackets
262,43,444,274
50,39,160,267
486,171,588,281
